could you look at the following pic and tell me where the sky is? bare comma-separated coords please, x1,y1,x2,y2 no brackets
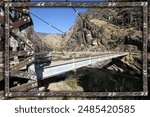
30,0,104,34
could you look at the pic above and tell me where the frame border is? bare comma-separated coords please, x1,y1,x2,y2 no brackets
4,1,148,97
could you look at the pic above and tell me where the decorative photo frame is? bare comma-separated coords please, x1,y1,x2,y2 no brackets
2,1,148,97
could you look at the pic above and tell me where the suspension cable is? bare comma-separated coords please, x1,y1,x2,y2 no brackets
65,0,110,40
12,8,64,34
29,11,64,33
65,0,89,25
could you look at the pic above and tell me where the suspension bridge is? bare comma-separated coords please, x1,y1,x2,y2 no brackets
8,52,128,80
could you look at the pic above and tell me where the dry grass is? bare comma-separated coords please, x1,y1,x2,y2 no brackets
90,19,142,40
65,76,78,90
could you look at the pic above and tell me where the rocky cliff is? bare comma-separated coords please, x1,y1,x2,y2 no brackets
58,6,150,95
62,7,149,51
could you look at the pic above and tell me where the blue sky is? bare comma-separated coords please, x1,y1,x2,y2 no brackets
30,0,104,34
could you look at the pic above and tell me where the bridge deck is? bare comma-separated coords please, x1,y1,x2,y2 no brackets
28,52,128,79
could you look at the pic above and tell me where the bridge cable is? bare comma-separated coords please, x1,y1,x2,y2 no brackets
65,0,110,40
29,11,65,34
65,0,89,25
12,8,65,34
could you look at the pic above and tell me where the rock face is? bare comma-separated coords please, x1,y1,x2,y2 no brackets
62,7,148,52
43,34,63,51
35,33,63,51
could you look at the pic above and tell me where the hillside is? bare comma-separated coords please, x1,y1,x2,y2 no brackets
43,34,63,51
33,33,63,52
56,7,150,96
61,7,148,52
